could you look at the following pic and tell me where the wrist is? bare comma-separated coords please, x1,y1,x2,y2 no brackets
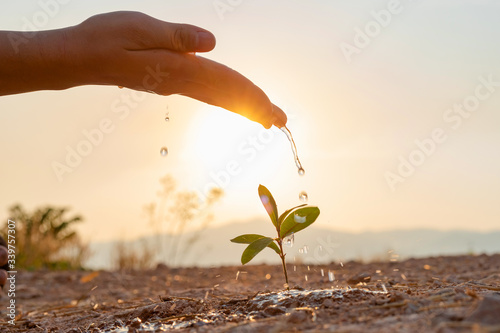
25,24,112,92
65,18,123,88
2,27,88,94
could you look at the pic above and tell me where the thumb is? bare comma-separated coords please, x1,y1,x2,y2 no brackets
161,22,216,53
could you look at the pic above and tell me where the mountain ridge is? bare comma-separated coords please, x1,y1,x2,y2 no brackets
86,220,500,269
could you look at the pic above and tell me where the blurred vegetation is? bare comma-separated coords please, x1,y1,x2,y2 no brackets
112,239,156,270
2,204,89,270
141,174,224,267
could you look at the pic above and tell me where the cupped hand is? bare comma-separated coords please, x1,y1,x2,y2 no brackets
69,11,287,128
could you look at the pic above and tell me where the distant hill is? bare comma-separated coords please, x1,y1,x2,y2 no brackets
86,220,500,269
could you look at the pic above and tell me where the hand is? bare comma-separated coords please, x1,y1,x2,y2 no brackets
67,11,287,128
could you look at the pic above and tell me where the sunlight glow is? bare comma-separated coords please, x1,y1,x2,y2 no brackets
182,106,290,199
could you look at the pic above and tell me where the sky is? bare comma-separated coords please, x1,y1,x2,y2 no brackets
1,0,500,244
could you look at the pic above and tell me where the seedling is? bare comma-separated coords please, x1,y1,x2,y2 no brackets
231,185,320,290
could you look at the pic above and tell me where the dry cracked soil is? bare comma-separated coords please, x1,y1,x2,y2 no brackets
1,254,500,332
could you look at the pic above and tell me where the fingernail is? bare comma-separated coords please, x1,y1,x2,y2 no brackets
196,31,215,51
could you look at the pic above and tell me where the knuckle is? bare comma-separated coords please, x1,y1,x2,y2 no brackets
172,26,196,51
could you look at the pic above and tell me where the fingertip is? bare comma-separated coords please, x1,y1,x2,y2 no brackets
195,30,216,52
271,104,287,128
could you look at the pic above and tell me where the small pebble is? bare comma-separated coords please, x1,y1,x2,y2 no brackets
287,310,309,323
264,306,286,316
347,272,371,285
465,294,500,325
322,298,334,308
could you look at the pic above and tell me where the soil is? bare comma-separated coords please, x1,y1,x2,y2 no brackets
1,254,500,332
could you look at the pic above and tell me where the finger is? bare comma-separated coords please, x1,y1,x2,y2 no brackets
160,22,215,53
124,51,282,128
130,13,216,52
271,104,288,128
176,79,276,128
172,54,279,128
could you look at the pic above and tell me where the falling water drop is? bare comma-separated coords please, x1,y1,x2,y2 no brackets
165,105,170,122
284,233,294,247
160,147,168,157
328,271,335,282
281,126,305,175
299,191,308,202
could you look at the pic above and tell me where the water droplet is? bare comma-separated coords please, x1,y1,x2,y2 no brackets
299,248,303,254
304,275,308,282
281,126,305,176
321,269,325,277
328,271,335,282
284,233,294,247
303,246,309,254
160,147,168,156
294,213,306,223
164,105,170,121
299,191,308,202
235,271,240,280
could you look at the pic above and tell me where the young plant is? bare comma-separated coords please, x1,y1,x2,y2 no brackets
230,185,320,290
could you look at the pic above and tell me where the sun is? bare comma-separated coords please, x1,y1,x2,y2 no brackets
183,105,289,191
186,106,269,168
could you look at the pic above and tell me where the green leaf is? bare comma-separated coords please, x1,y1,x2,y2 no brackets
241,237,275,265
280,206,320,238
230,234,280,254
258,185,278,228
278,204,307,227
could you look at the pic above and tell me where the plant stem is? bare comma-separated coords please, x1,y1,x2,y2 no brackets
277,239,290,290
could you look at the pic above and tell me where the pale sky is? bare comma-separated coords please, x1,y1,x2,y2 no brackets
1,0,499,243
